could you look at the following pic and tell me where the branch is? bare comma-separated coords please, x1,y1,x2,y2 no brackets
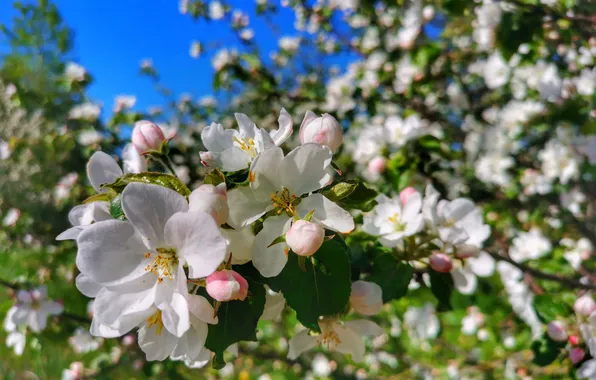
486,250,596,291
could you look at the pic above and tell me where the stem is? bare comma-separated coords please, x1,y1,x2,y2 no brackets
486,251,596,292
158,156,177,177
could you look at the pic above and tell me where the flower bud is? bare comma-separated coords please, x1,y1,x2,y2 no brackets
574,295,596,316
430,253,453,273
350,280,383,316
367,156,386,178
189,183,228,225
399,187,417,205
570,347,585,364
285,220,325,257
299,113,343,153
455,244,480,259
132,120,166,154
206,270,248,302
547,321,568,342
569,335,579,345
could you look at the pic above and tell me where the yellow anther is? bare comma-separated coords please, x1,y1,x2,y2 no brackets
146,310,164,336
270,187,297,216
145,248,178,283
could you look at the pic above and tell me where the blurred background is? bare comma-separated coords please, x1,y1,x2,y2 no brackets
0,0,595,378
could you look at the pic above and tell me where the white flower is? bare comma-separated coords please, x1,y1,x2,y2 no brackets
350,281,383,316
404,303,440,341
279,36,300,52
227,144,354,277
312,353,332,377
77,130,103,146
76,183,227,337
384,114,426,148
200,108,292,172
537,63,562,101
113,95,136,112
260,287,286,321
64,62,86,82
362,192,423,248
62,362,84,380
483,52,510,89
394,55,421,93
577,359,596,380
212,48,237,71
69,327,101,353
520,169,552,195
575,67,595,96
461,307,485,335
6,331,26,356
69,103,101,121
2,208,20,227
561,237,593,270
288,318,383,362
5,287,63,333
509,228,551,263
475,153,514,187
397,0,422,49
209,1,225,19
0,139,11,160
538,138,580,185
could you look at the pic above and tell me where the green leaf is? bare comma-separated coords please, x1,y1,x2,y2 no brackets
203,168,226,186
533,295,572,323
582,120,596,135
429,270,454,311
224,168,250,190
82,192,113,204
368,254,413,303
531,335,563,366
266,237,352,331
322,180,378,212
109,194,125,220
101,172,191,197
204,263,266,369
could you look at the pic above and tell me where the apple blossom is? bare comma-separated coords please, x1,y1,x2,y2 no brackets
570,347,586,364
285,219,325,257
260,287,286,321
575,295,596,317
132,120,167,154
547,321,568,342
350,281,383,316
5,287,63,333
205,270,249,302
430,253,453,273
189,183,229,226
299,112,343,153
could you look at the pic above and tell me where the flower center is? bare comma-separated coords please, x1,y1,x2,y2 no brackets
146,310,164,336
319,319,342,349
442,218,456,228
233,136,257,158
388,213,406,232
270,187,298,216
144,248,178,283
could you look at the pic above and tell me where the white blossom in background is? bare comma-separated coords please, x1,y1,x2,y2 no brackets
69,103,101,121
64,62,87,82
69,327,102,354
483,52,510,89
4,287,63,333
384,114,427,148
561,238,593,270
404,303,440,342
77,130,103,146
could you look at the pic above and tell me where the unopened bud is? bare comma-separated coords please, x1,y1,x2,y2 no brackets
399,187,417,205
569,335,579,345
547,321,568,342
299,113,343,153
206,270,248,302
189,183,228,225
132,120,166,154
367,156,386,178
350,280,383,316
286,220,325,257
570,347,585,364
455,244,480,259
430,253,453,273
574,295,596,316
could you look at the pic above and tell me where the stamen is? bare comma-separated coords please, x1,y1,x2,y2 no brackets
146,310,164,336
270,187,297,216
145,248,178,283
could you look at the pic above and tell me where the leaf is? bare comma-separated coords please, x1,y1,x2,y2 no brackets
203,168,226,186
321,181,359,202
109,194,125,220
266,236,352,331
531,335,563,366
101,172,191,197
368,254,413,303
82,192,112,204
429,270,454,311
224,168,250,190
533,295,571,323
204,263,266,369
322,180,378,212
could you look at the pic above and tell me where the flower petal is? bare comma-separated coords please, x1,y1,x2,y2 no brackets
222,227,255,264
467,251,496,277
296,194,354,233
87,151,123,193
161,292,190,337
344,320,384,337
200,147,250,172
138,324,178,361
201,122,235,152
56,226,85,241
252,215,291,278
234,113,258,138
121,183,188,249
269,107,293,146
249,146,284,196
226,186,269,228
333,323,365,362
122,143,147,174
402,192,422,222
287,329,317,360
188,294,218,325
280,143,332,196
75,274,102,298
451,267,478,295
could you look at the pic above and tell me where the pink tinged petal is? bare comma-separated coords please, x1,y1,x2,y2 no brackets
87,151,123,193
188,294,218,325
75,274,102,298
76,220,148,286
344,319,385,337
350,281,383,316
201,122,236,152
138,325,178,361
467,251,496,277
296,194,354,233
401,191,422,221
270,107,293,146
252,216,291,278
121,183,189,249
160,292,190,338
164,211,227,279
287,329,318,360
451,267,478,295
333,323,366,362
299,110,318,142
226,186,269,229
280,143,332,196
122,143,147,174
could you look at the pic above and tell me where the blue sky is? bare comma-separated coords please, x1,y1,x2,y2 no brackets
0,1,299,119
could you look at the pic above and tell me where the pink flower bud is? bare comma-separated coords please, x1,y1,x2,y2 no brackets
285,220,325,257
455,244,480,259
569,335,579,345
299,113,343,153
547,321,568,342
570,347,585,364
574,295,596,316
430,252,453,273
350,280,383,316
367,156,386,177
399,187,417,205
206,270,248,302
132,120,166,154
189,183,228,225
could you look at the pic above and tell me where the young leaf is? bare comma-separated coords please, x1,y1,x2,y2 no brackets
100,172,191,197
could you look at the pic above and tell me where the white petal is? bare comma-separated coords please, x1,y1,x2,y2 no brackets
451,267,478,295
299,110,318,140
467,251,496,277
200,147,250,172
138,325,178,361
344,320,384,337
76,220,148,286
201,122,235,152
188,294,218,325
92,202,112,222
260,288,286,321
296,194,354,233
28,311,47,332
280,143,332,196
160,292,190,337
333,323,365,362
164,211,227,279
252,215,291,278
287,329,317,360
6,331,25,356
56,226,85,241
577,359,596,379
222,227,255,264
40,301,63,316
87,151,123,193
249,147,284,196
270,107,293,146
402,192,422,222
121,183,188,249
226,186,269,228
253,128,276,153
122,143,147,174
171,315,208,361
93,287,155,327
234,113,258,138
68,204,94,226
76,274,102,298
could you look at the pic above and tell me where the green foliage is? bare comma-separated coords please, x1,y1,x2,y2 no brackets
101,172,191,197
533,295,572,323
429,270,454,311
368,254,413,303
321,179,378,211
531,334,565,366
